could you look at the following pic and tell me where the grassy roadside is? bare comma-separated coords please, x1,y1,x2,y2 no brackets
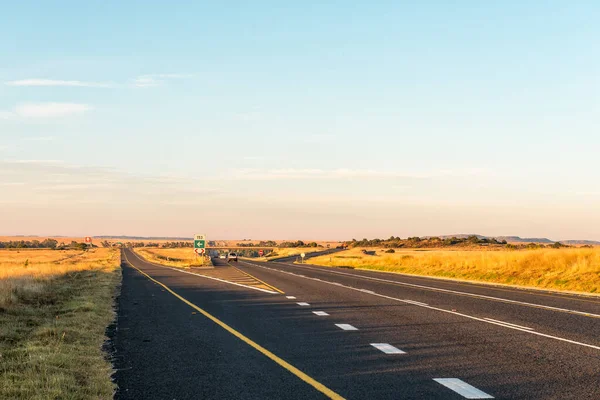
133,248,212,268
0,248,121,399
264,247,326,260
238,247,325,262
306,247,600,294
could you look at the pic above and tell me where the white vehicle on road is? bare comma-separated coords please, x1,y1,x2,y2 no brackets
219,254,226,259
227,252,238,262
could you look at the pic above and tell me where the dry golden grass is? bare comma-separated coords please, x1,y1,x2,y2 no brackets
134,248,212,268
308,247,600,294
264,247,327,260
0,248,120,399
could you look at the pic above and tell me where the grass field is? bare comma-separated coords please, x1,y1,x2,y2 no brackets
0,248,120,399
133,248,212,268
264,247,328,260
307,247,600,294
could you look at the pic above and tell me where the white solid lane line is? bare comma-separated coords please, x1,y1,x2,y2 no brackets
433,378,494,399
266,261,600,318
297,302,310,306
335,324,358,331
484,318,534,331
404,299,428,306
239,260,600,351
286,296,296,299
370,343,406,354
313,311,329,316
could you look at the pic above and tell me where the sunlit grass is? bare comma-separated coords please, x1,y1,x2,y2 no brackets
0,248,120,399
307,247,600,294
265,247,325,260
134,248,212,268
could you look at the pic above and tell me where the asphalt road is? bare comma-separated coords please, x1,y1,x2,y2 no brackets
114,249,600,399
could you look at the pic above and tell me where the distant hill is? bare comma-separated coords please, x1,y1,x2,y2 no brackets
94,235,190,240
559,240,600,246
493,236,554,244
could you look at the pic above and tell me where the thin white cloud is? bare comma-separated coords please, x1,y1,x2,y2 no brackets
5,79,113,88
302,134,336,144
0,160,225,209
11,159,65,164
4,75,191,90
234,111,262,122
132,76,160,87
0,182,26,186
132,73,192,88
1,103,93,119
227,168,487,181
22,136,55,141
147,73,192,79
242,156,264,161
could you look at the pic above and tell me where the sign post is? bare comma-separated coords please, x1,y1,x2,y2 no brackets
300,253,305,264
259,249,264,257
194,234,207,265
84,236,92,249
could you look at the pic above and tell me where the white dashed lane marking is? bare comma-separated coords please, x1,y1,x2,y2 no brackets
335,324,358,331
434,378,494,399
370,343,406,354
239,260,600,351
286,296,297,299
297,302,310,306
313,311,329,316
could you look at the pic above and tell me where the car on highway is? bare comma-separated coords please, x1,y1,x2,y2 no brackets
227,252,238,262
219,254,226,259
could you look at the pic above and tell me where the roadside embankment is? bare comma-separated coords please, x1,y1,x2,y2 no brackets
133,247,212,268
0,248,120,399
306,247,600,294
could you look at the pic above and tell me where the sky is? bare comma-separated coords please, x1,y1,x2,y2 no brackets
1,1,599,241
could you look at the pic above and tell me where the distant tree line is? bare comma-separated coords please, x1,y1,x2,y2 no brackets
346,235,507,248
233,249,275,257
161,241,194,248
343,235,572,249
0,239,96,250
236,240,278,247
112,241,192,248
0,239,60,249
235,240,321,248
278,240,320,248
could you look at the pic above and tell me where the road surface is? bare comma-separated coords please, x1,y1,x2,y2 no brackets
113,248,600,399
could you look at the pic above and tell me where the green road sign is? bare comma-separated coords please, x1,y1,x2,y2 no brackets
194,240,206,249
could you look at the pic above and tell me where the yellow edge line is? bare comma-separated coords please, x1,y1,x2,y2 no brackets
232,264,285,294
122,251,343,400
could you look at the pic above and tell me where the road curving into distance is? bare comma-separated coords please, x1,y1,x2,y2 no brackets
114,248,600,399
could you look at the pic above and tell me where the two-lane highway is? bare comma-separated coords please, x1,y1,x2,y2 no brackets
114,249,600,399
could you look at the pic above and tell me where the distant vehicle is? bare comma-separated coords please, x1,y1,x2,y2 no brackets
219,254,226,259
227,252,238,262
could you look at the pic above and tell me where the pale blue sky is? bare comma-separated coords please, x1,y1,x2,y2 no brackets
1,1,599,240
